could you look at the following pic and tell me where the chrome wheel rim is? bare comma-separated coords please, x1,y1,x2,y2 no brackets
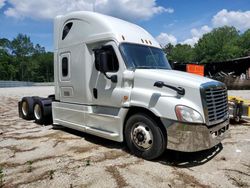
34,104,42,120
131,123,153,150
21,101,28,116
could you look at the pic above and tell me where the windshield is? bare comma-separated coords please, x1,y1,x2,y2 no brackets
120,43,171,70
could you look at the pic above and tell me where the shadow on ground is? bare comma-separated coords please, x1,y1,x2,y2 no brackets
53,125,126,150
52,125,223,168
158,144,223,168
230,119,250,126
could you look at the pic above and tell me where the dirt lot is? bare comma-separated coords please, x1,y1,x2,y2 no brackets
0,86,250,188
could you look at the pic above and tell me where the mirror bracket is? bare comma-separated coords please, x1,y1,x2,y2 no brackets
104,73,117,83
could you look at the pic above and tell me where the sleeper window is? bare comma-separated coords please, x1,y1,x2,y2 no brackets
62,57,68,77
62,22,73,40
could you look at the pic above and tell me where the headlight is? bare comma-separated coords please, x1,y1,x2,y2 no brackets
175,105,203,123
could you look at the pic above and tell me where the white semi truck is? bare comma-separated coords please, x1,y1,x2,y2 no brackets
18,11,229,160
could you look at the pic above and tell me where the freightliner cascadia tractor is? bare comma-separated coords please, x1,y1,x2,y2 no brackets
19,11,229,160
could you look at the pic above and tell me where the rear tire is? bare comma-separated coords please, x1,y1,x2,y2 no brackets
125,113,166,160
20,97,35,120
34,102,44,124
33,98,52,125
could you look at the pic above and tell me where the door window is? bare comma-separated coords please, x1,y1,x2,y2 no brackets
95,46,119,72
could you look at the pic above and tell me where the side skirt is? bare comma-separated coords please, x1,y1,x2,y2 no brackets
52,102,128,142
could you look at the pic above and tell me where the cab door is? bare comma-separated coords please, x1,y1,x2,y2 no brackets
91,42,124,108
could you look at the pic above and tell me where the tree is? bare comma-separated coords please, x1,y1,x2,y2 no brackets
11,34,34,57
0,38,11,54
163,43,174,63
194,26,243,63
32,52,53,82
164,44,194,64
239,29,250,56
0,34,53,82
34,44,45,55
11,34,35,80
163,43,174,55
0,38,16,80
0,38,11,64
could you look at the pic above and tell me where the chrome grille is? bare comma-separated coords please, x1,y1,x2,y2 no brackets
201,83,229,126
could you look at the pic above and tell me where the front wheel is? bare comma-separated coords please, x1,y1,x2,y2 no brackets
125,113,166,160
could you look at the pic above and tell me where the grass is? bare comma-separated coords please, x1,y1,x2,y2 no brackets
27,161,33,173
85,159,90,166
0,167,4,188
49,170,55,180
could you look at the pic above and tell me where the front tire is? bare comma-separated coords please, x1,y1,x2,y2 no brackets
125,113,166,160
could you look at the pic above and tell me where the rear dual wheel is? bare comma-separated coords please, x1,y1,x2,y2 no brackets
33,99,52,125
19,96,52,125
20,97,35,120
33,102,43,124
125,113,166,160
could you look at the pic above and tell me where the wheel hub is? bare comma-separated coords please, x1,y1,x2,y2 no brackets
21,101,28,116
136,132,144,142
132,124,153,150
34,104,42,120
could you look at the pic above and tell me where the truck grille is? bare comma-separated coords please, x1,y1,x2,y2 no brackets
201,83,229,126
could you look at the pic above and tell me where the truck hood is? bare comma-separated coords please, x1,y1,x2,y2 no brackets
133,69,214,89
129,69,220,121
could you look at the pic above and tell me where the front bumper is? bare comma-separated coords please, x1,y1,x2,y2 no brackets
161,118,229,152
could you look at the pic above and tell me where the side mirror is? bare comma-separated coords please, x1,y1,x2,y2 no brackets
98,52,118,83
99,52,109,73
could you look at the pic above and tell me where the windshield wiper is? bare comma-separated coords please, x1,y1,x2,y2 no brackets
156,67,169,70
154,81,185,96
135,66,152,69
135,66,169,70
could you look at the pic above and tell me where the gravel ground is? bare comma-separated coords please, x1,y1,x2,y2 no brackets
0,87,250,188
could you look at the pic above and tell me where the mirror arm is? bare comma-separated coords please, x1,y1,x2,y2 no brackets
103,73,117,83
103,72,111,79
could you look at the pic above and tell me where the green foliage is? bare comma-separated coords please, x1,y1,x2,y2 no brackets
0,34,53,81
85,159,90,166
194,26,243,63
238,29,250,55
163,43,174,58
0,166,4,187
167,43,194,63
27,160,33,173
49,170,55,180
11,34,34,57
164,26,250,64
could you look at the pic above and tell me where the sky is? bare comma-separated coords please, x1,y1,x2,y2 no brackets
0,0,250,51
